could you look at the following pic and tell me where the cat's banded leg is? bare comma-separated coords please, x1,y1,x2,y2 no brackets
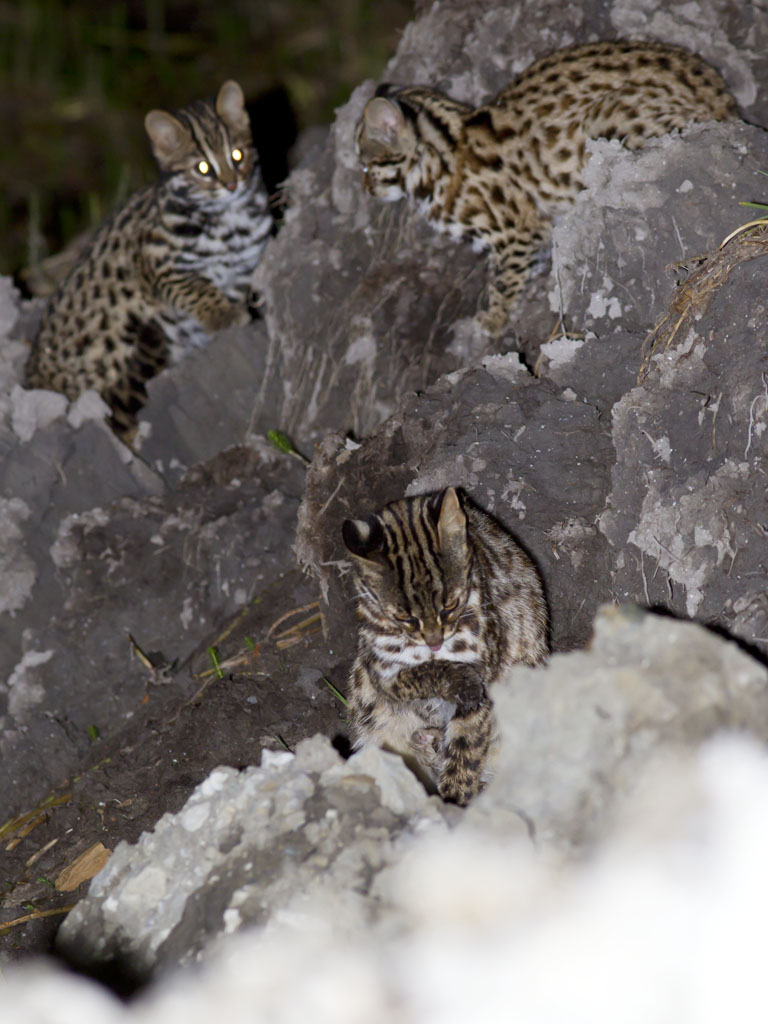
438,699,494,806
151,270,251,331
387,662,453,701
481,224,549,336
109,318,171,440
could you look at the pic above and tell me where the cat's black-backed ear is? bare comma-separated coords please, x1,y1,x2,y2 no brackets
216,80,250,132
144,110,192,170
342,516,387,567
436,487,467,553
360,97,407,152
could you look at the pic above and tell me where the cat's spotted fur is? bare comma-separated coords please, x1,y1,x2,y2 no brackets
343,487,548,805
356,39,737,334
25,80,272,439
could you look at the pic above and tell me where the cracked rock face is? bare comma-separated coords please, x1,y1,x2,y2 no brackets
9,729,768,1024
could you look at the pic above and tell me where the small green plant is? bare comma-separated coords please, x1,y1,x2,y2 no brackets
323,677,348,708
266,429,310,465
207,646,224,680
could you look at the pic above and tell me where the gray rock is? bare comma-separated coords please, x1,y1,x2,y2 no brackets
55,606,768,988
471,603,768,850
0,443,309,817
57,734,450,979
7,727,768,1022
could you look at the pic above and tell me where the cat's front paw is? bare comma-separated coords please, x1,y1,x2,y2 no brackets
204,300,252,331
410,727,444,768
438,767,482,807
476,305,508,338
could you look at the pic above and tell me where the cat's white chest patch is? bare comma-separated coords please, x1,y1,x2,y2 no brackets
436,629,481,664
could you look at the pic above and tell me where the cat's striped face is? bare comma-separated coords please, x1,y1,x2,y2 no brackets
145,80,257,204
355,92,416,202
343,488,482,668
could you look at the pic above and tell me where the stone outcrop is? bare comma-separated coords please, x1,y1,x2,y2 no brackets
1,0,767,986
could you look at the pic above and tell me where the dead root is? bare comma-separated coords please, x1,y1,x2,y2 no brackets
638,220,768,383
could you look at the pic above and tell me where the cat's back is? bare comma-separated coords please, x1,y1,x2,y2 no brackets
26,185,158,396
492,39,736,131
464,502,548,666
465,501,541,591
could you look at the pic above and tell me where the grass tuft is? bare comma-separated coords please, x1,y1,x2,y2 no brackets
207,646,224,680
323,677,348,707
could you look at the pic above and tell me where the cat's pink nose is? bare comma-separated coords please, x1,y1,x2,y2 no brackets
427,641,442,652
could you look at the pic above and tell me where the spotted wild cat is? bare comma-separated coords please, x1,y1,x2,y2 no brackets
342,486,548,805
355,39,737,334
25,80,273,438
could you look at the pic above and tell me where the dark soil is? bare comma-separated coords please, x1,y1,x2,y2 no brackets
0,562,350,962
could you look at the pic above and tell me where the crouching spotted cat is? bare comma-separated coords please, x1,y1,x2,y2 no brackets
355,39,737,334
25,80,273,439
342,486,548,805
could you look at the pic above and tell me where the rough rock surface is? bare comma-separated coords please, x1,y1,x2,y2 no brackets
296,119,768,663
53,607,768,991
8,730,768,1023
57,736,452,980
1,0,767,970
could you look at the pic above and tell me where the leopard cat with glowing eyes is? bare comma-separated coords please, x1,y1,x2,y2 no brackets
342,486,548,805
25,80,272,439
355,39,737,335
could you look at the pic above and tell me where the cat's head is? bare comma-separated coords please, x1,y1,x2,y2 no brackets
342,487,473,652
145,80,256,201
355,87,419,202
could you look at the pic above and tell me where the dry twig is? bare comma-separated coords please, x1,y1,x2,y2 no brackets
638,222,768,382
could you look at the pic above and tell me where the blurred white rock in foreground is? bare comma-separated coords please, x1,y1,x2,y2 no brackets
3,733,768,1023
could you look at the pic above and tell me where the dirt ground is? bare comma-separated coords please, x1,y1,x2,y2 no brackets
0,568,350,964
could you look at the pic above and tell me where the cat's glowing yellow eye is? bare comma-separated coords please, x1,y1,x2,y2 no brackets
231,148,243,163
197,160,211,175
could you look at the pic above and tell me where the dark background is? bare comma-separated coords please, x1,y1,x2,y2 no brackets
3,0,412,288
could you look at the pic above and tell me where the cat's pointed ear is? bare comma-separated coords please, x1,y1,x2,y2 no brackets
436,487,468,553
216,80,250,132
144,110,191,170
342,516,388,569
361,97,407,151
